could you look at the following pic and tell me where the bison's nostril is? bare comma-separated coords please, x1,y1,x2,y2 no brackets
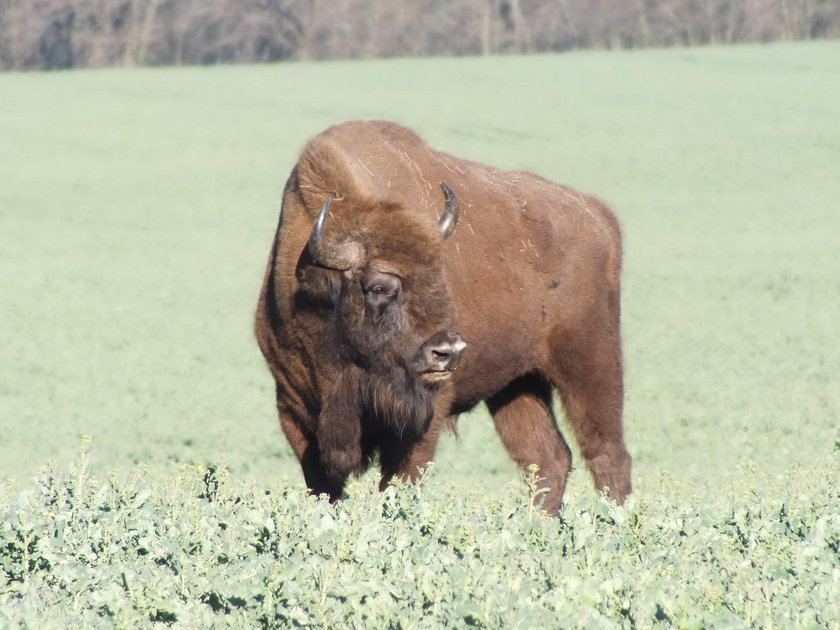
419,332,466,375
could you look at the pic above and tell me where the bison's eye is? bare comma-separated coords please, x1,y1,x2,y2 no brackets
362,271,401,315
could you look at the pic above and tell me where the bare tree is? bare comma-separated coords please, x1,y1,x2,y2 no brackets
2,0,839,71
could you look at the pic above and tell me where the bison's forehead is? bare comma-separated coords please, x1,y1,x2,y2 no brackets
329,200,456,327
331,198,446,272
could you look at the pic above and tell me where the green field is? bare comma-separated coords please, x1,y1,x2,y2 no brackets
1,42,839,627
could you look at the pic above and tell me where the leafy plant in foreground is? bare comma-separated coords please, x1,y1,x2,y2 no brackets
1,446,838,628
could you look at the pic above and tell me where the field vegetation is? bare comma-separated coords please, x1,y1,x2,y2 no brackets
1,41,838,626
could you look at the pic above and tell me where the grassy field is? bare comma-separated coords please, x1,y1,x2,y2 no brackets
1,41,838,626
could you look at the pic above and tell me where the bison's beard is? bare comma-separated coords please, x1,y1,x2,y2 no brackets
363,368,436,440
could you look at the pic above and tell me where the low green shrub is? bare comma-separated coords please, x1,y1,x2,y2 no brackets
2,444,837,628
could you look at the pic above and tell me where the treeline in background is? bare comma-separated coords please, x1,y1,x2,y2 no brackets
2,0,840,70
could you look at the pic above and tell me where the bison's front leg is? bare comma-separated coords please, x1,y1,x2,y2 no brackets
314,374,367,498
278,372,366,501
378,411,453,491
277,410,346,502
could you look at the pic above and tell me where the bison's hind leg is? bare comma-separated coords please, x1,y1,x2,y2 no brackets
544,305,632,504
486,374,572,516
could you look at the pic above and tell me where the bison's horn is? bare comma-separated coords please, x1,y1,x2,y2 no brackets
438,182,459,239
308,198,364,270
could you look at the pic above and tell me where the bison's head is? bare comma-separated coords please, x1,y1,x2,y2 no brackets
296,183,466,437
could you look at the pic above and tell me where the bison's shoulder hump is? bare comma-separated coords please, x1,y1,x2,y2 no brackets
296,121,434,212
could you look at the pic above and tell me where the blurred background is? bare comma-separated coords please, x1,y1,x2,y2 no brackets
3,0,840,71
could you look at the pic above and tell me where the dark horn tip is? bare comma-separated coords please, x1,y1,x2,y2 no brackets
438,182,459,239
315,196,332,226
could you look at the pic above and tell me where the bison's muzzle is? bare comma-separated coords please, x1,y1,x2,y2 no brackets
413,329,466,386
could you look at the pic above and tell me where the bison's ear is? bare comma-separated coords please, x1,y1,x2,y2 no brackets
295,259,341,307
438,182,459,239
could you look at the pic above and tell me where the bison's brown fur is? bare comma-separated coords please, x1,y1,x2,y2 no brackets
256,121,631,514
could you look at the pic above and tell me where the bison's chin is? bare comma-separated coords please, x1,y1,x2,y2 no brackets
420,370,454,386
365,369,438,440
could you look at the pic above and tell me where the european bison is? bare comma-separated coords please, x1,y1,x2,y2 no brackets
255,121,631,514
